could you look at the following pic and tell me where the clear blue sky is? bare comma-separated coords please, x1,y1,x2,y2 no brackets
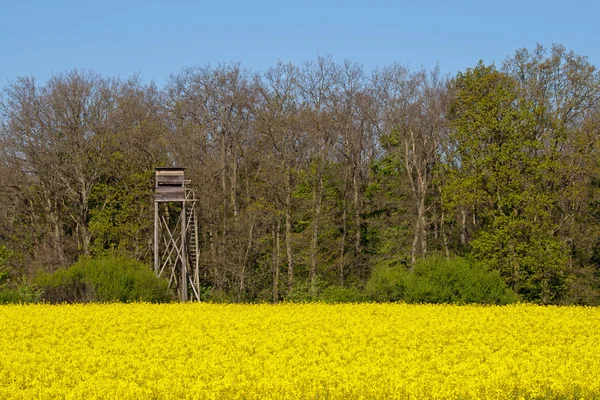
1,0,598,88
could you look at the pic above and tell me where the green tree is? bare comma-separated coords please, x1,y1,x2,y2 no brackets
444,62,567,303
503,44,600,303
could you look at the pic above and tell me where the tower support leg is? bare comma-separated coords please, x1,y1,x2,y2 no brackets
181,202,188,302
154,202,159,275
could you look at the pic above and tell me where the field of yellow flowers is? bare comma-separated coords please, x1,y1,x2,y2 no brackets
1,303,599,399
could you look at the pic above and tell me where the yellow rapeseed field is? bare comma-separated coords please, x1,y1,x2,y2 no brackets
1,303,599,399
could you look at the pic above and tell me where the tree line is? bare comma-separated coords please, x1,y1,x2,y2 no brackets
1,43,599,304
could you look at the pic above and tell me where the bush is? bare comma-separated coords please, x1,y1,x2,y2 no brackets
320,285,367,303
0,262,42,305
0,284,43,304
365,255,519,305
364,261,409,302
280,278,366,304
203,288,236,303
35,254,172,303
283,280,319,303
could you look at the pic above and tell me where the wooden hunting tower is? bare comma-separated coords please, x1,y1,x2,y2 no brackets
154,167,200,301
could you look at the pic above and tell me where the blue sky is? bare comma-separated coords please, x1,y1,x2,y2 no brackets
1,0,598,88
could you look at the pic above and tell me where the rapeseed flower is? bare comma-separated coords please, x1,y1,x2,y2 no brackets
0,303,599,399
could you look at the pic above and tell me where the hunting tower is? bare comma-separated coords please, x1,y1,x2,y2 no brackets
154,167,200,301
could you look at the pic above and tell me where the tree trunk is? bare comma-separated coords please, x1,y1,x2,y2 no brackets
460,208,467,246
410,219,419,268
410,194,427,267
419,194,427,257
231,148,238,218
441,209,450,258
240,214,255,300
273,218,281,303
310,166,323,295
340,169,348,287
285,171,294,294
352,165,361,257
47,197,65,265
209,230,220,290
220,134,228,283
78,175,91,256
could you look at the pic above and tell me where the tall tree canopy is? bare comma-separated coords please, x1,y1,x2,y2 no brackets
444,62,566,302
1,44,600,304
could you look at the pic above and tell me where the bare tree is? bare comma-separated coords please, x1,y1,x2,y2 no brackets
258,62,305,295
2,71,118,258
296,56,339,294
165,64,260,298
332,60,377,284
372,66,450,266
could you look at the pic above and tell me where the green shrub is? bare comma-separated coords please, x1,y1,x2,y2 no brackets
0,286,42,305
282,280,366,304
204,288,236,303
320,285,367,303
365,255,519,305
0,257,42,304
0,279,42,305
283,280,319,303
404,255,519,305
0,266,9,288
364,261,409,302
35,254,172,303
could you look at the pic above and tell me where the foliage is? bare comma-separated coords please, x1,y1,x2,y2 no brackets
364,158,412,264
0,279,42,305
365,255,518,305
562,264,600,306
364,259,409,302
278,278,366,303
470,215,567,304
202,288,237,303
444,62,568,303
89,170,155,259
404,255,519,305
1,46,600,305
0,245,42,304
319,285,366,303
283,279,321,303
0,244,15,283
0,268,8,289
35,254,172,303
